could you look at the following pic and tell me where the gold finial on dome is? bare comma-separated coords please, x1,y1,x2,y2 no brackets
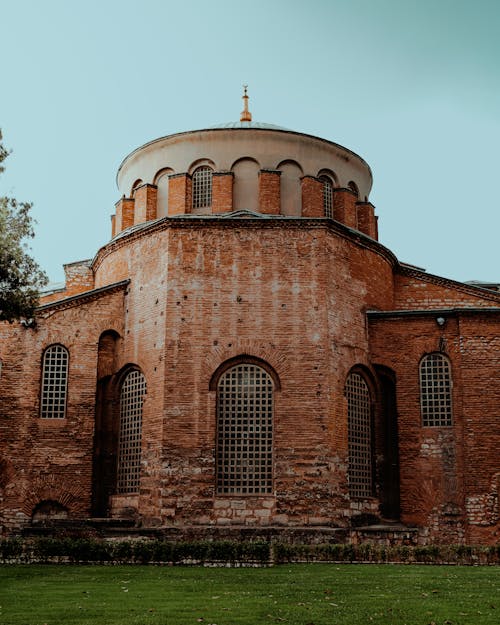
240,85,252,122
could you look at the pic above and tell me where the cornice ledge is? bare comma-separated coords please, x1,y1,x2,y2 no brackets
366,307,500,320
36,279,130,315
92,215,398,273
398,265,500,304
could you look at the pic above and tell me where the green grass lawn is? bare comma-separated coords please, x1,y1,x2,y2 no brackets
0,564,499,625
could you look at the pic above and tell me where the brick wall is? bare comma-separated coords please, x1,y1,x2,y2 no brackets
212,172,234,214
301,176,323,217
368,309,500,544
0,288,127,533
134,184,158,224
258,170,281,214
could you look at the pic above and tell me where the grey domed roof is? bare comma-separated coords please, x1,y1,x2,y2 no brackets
208,121,291,131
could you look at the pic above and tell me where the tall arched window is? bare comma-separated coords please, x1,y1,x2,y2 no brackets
117,370,146,494
346,372,372,498
192,166,213,210
319,175,333,218
40,344,69,419
420,353,452,427
216,363,274,495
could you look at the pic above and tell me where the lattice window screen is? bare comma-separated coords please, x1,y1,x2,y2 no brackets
217,364,273,495
192,166,213,209
320,175,333,218
117,370,146,494
347,372,372,498
420,353,452,426
40,344,69,419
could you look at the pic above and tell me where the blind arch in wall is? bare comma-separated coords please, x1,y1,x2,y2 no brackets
420,353,453,427
117,369,146,494
346,371,373,498
216,363,274,495
40,344,69,419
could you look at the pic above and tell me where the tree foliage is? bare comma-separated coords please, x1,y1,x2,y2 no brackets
0,130,48,322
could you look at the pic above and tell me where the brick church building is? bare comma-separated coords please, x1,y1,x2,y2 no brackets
1,92,499,544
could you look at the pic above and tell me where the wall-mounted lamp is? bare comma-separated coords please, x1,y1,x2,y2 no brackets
20,318,36,329
436,316,446,327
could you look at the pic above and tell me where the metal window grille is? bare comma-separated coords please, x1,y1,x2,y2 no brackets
346,372,372,498
40,345,69,419
192,166,213,209
117,370,146,494
420,354,452,426
320,176,333,218
216,364,273,495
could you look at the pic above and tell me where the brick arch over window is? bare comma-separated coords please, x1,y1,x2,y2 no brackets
117,368,147,494
40,344,69,419
346,370,373,498
211,357,279,495
419,353,453,427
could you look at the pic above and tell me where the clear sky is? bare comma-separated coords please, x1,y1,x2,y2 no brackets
1,0,499,284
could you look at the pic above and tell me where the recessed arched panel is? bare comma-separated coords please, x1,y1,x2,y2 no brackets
278,160,303,216
32,500,68,522
232,157,260,212
154,168,174,218
130,179,143,197
188,158,216,175
348,180,359,198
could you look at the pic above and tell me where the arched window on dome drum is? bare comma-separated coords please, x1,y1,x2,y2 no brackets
319,175,333,218
192,166,213,210
216,363,273,495
40,344,69,419
420,353,452,427
346,372,373,498
117,370,146,494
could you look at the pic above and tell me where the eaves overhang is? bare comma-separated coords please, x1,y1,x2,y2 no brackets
367,307,500,320
36,279,130,315
116,125,373,189
91,215,399,274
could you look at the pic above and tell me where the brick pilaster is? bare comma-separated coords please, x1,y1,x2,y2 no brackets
356,202,378,240
168,173,192,215
259,169,281,214
332,188,357,228
115,197,135,233
301,176,323,217
134,184,158,224
212,172,234,214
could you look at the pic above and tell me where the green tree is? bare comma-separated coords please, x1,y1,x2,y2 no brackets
0,130,47,322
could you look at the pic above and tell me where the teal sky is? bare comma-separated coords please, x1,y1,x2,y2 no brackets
1,0,499,283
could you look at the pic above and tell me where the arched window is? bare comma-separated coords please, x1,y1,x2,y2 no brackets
117,370,146,494
319,175,333,218
192,166,213,210
346,372,372,498
216,363,274,495
40,344,69,419
420,353,452,427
